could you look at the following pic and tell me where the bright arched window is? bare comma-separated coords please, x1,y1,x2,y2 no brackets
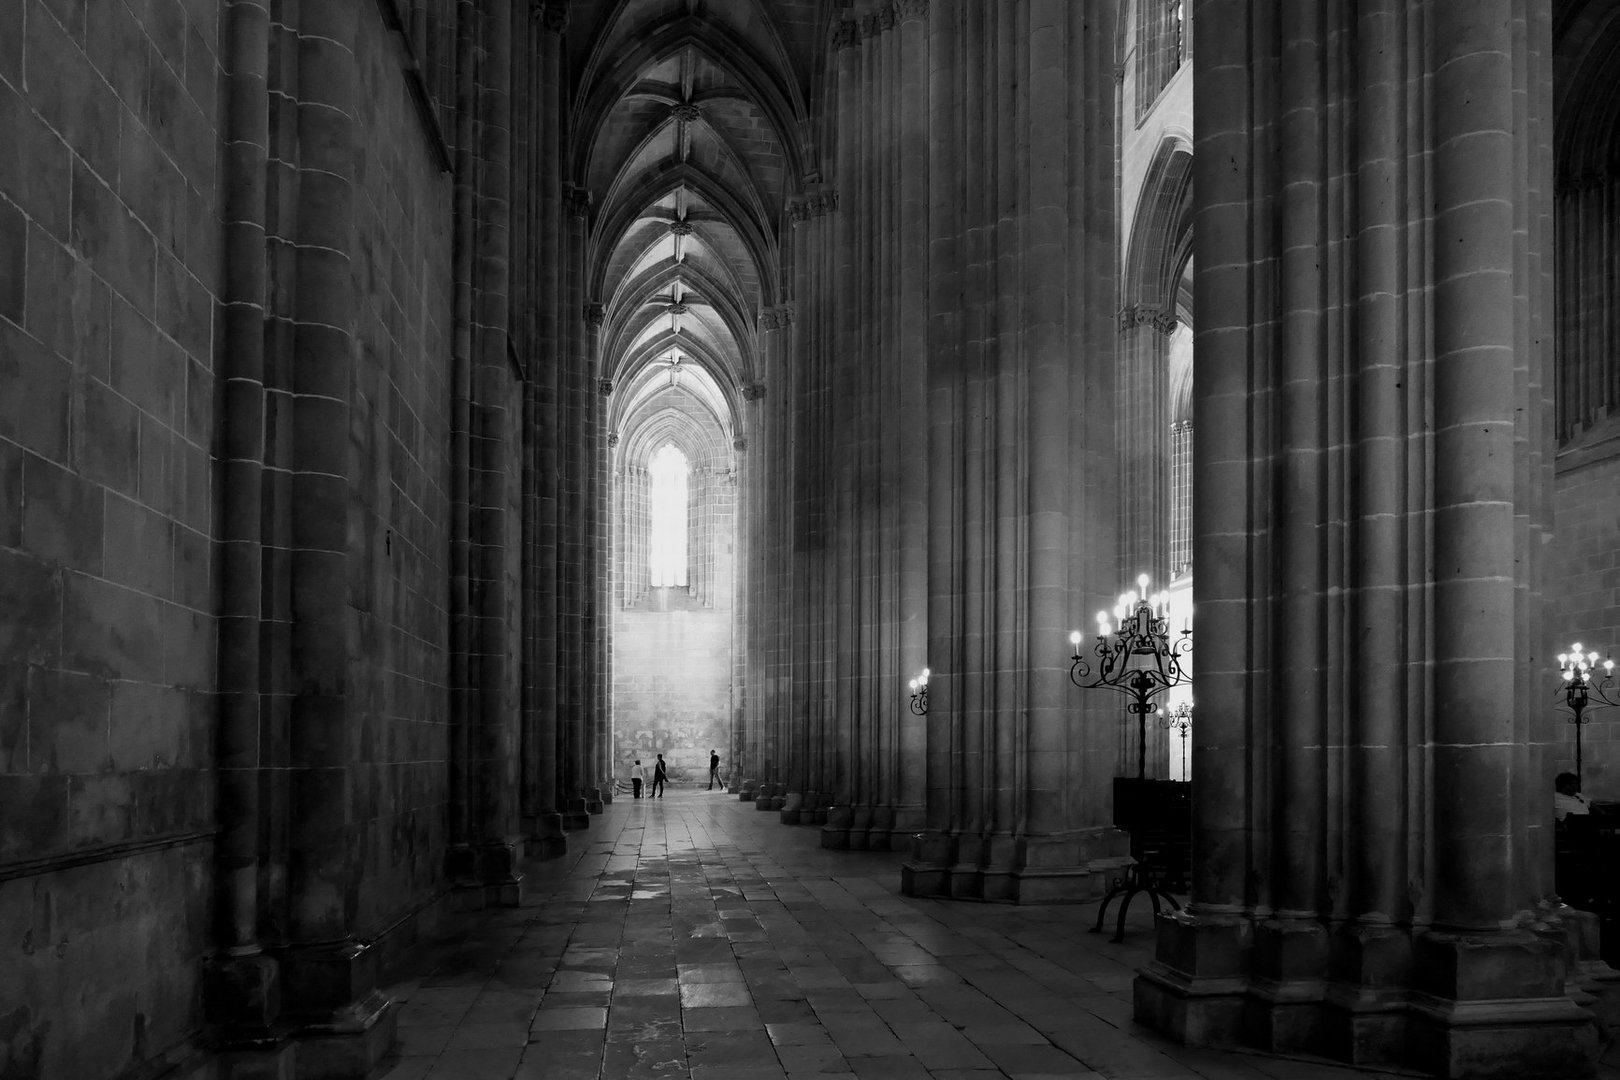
648,444,689,587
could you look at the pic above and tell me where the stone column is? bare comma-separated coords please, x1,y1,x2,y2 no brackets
560,183,592,830
1134,1,1592,1074
894,0,930,842
582,302,607,814
207,0,282,1058
898,0,1126,904
273,4,396,1070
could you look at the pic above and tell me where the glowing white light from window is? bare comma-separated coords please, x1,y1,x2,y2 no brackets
649,444,689,587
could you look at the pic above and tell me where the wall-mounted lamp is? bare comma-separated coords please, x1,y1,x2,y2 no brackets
909,668,930,715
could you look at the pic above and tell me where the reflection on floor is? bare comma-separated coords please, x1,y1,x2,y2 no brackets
374,788,1505,1079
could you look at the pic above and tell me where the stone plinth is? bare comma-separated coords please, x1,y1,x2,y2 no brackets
899,829,1130,904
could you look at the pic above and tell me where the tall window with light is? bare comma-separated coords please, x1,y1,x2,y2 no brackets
648,444,690,588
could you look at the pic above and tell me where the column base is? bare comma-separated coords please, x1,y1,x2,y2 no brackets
584,787,604,814
821,804,854,848
898,829,1131,903
1406,929,1595,1079
524,812,568,859
445,840,525,909
286,990,396,1080
253,939,397,1080
1242,918,1330,1054
1135,914,1602,1078
739,778,757,801
562,797,591,830
216,1042,295,1080
206,951,282,1031
1320,921,1414,1067
779,790,805,825
1133,909,1252,1046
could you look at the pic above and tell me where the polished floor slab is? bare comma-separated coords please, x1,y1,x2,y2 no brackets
375,788,1586,1080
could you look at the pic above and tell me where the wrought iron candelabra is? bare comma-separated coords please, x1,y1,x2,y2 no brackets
1558,643,1617,787
909,668,930,716
1069,575,1192,780
1160,700,1193,781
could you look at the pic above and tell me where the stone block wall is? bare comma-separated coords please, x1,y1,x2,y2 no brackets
1550,442,1620,799
613,491,736,783
345,4,456,936
0,1,222,1076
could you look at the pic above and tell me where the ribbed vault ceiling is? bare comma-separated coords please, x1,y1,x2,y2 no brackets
570,0,833,441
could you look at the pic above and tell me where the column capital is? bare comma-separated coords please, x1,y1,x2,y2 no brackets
774,303,796,328
607,430,619,448
597,378,613,396
584,302,606,328
896,0,929,23
740,382,766,401
564,184,592,217
733,435,748,452
1119,303,1176,335
539,1,568,34
760,309,779,332
833,19,860,49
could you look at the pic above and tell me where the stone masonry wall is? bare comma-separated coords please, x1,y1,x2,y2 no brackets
1550,446,1620,799
0,1,222,1077
613,481,736,784
345,0,456,941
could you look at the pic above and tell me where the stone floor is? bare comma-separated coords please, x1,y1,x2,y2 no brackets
374,788,1599,1080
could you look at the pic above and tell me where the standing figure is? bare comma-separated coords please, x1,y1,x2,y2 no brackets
708,749,721,790
652,754,668,798
630,759,645,799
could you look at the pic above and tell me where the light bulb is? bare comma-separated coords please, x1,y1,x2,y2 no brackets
1096,610,1107,626
1138,573,1150,590
1070,630,1082,646
1607,659,1615,672
1126,590,1138,606
922,667,930,680
1574,642,1584,654
1559,653,1568,665
1100,621,1112,636
909,679,918,690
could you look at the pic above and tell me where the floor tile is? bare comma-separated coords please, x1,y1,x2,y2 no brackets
377,790,1489,1080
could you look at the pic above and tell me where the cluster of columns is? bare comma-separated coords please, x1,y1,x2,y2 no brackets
1134,1,1602,1075
208,2,613,1072
512,5,615,848
735,0,1132,900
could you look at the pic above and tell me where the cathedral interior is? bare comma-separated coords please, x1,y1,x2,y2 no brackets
5,0,1620,1078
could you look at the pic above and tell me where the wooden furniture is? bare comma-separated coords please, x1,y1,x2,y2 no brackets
1092,778,1192,942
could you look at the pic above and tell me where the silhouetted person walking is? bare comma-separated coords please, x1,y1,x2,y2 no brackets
652,754,667,798
708,750,721,790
